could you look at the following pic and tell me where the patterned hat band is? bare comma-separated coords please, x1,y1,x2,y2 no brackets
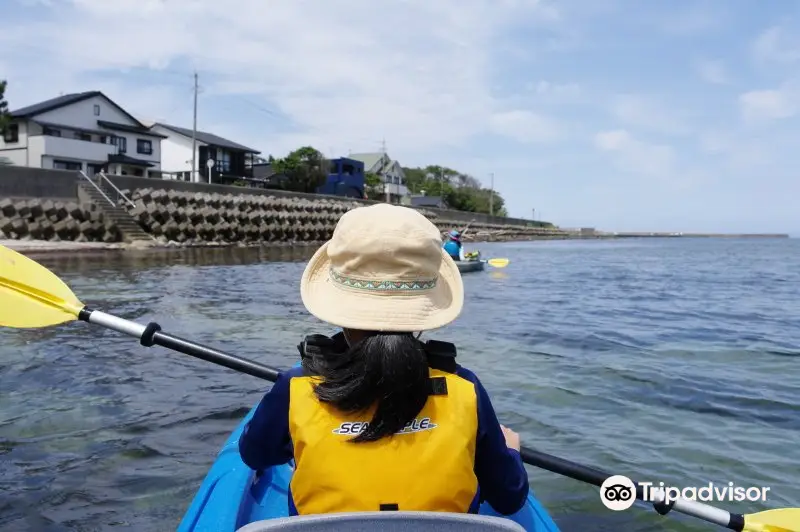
329,267,438,291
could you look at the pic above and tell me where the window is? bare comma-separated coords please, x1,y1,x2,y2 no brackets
136,139,152,155
216,150,231,173
74,131,91,141
2,123,19,143
94,104,100,116
53,159,82,171
112,136,127,153
43,127,61,137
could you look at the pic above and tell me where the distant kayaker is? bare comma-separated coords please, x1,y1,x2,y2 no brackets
442,229,465,261
238,204,528,517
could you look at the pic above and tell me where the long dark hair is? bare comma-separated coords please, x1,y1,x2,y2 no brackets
308,332,429,443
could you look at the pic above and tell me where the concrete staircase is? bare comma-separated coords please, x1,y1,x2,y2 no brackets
77,175,153,244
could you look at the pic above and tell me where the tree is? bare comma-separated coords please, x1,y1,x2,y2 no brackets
364,172,383,199
271,146,328,193
400,164,508,216
403,167,427,194
0,80,10,131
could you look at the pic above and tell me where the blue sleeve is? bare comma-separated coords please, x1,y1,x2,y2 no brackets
238,367,301,471
457,366,529,515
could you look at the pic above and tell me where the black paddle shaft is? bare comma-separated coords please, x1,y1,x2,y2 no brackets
150,329,281,382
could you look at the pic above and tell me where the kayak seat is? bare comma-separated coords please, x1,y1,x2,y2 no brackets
236,511,526,531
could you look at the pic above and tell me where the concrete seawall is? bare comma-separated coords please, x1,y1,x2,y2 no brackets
119,187,568,245
0,167,569,248
0,197,120,243
0,167,545,227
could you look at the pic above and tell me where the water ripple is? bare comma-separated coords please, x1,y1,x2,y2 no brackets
1,239,799,531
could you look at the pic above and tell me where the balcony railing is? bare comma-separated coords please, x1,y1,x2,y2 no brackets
29,135,116,161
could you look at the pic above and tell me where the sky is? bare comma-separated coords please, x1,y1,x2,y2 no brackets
1,0,799,233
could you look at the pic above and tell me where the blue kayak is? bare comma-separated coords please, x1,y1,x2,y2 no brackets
177,402,561,532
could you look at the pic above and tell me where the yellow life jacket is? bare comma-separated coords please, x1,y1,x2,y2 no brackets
287,336,480,515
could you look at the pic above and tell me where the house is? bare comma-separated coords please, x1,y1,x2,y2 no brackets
0,91,164,177
406,194,447,208
149,122,260,184
347,152,409,203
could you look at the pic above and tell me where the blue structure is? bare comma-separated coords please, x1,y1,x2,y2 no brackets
317,157,366,198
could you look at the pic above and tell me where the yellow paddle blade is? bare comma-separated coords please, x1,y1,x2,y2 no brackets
0,244,83,328
743,508,800,531
487,258,509,268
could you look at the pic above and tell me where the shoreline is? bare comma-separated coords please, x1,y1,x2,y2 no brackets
2,231,791,259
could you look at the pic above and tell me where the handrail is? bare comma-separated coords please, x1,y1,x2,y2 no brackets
78,170,116,207
98,172,135,208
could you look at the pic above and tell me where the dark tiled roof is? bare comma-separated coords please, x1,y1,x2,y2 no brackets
11,91,101,118
153,122,260,153
410,196,446,207
10,91,149,130
98,120,167,138
108,153,154,167
251,163,277,179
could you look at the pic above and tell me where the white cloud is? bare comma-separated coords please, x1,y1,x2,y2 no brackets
527,80,582,102
693,58,728,84
488,110,562,143
739,84,799,122
609,94,688,135
0,0,563,160
751,26,800,65
656,5,725,35
593,129,675,177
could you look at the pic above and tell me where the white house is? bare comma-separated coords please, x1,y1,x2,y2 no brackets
347,152,409,203
148,122,260,184
0,91,164,177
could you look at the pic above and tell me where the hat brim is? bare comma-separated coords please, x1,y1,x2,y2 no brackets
300,241,464,332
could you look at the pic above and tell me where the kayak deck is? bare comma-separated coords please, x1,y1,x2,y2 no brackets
178,404,560,532
456,260,486,273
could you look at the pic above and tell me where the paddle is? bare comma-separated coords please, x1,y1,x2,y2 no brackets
0,244,796,532
486,258,509,268
451,220,509,269
460,220,476,238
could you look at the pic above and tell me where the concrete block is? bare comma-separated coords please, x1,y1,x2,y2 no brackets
53,202,69,221
54,219,79,240
28,199,44,218
0,198,15,217
16,201,32,219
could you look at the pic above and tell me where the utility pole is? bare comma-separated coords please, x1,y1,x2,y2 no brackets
382,138,390,203
191,71,198,183
532,208,535,221
489,173,494,217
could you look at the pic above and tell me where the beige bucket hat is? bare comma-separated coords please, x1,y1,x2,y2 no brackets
300,203,464,331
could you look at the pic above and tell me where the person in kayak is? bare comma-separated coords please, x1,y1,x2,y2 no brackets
442,229,465,261
238,204,529,517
